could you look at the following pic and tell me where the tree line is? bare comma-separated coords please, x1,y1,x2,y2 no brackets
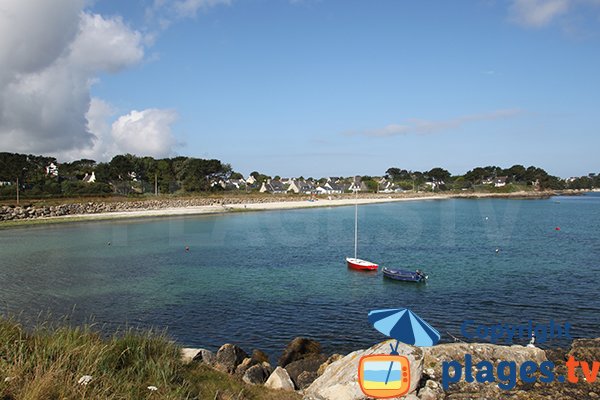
383,165,598,191
0,151,597,199
0,152,233,198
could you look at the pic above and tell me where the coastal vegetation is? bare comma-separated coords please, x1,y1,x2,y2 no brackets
0,316,299,400
0,151,598,202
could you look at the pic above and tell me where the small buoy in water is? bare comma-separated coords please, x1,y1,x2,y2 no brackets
185,246,190,252
555,227,561,231
485,217,489,221
107,241,111,246
495,248,500,253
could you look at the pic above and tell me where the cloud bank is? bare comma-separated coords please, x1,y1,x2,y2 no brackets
348,109,523,138
0,0,178,161
508,0,600,28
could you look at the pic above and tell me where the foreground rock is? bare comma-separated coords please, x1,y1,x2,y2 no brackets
285,354,328,389
265,366,295,391
180,348,215,365
215,343,248,373
243,362,273,385
304,340,423,400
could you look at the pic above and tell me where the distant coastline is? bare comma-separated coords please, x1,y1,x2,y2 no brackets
0,190,587,228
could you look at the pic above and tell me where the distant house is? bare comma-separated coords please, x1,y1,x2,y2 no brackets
494,176,508,187
82,172,96,183
349,176,368,192
287,180,316,194
0,181,11,186
482,177,494,185
315,181,346,194
259,179,287,194
246,175,257,185
379,181,403,193
45,162,59,177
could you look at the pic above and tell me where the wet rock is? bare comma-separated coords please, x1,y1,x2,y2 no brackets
279,337,322,367
251,349,270,364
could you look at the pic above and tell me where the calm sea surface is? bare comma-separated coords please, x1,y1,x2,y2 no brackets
1,194,599,358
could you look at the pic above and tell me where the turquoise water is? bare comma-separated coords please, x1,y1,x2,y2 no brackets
0,194,599,357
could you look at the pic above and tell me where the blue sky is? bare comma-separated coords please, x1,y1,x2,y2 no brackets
1,0,599,178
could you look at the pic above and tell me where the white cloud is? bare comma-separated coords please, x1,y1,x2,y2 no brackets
0,0,82,77
348,109,523,138
174,0,231,17
0,1,147,160
111,109,178,158
69,13,144,73
509,0,570,27
58,100,179,161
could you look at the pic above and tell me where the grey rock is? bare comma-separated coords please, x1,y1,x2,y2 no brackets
215,343,248,374
242,363,271,385
285,354,328,389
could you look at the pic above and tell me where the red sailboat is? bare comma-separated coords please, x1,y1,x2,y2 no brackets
346,190,378,271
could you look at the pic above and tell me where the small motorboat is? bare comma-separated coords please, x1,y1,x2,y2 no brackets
346,257,378,271
382,267,427,282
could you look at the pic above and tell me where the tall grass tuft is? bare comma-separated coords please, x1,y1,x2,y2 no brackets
0,316,300,400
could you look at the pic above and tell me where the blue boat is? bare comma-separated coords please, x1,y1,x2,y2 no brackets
382,267,428,283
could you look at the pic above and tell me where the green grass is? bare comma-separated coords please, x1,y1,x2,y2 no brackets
0,316,300,400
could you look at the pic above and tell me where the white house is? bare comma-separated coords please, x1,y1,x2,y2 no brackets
82,172,96,183
494,176,508,187
45,162,59,177
349,176,368,192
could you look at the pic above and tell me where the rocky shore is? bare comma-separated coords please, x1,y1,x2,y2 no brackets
181,337,600,400
0,190,571,223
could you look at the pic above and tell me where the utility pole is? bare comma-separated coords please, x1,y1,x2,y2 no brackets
16,177,19,205
155,173,158,196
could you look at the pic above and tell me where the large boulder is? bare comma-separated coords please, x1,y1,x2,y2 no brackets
304,340,423,400
279,337,322,367
215,343,248,374
285,354,328,389
264,366,295,391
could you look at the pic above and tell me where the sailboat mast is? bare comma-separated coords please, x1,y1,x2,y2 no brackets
354,189,358,259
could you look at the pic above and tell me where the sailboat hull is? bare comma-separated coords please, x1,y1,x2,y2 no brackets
346,257,378,271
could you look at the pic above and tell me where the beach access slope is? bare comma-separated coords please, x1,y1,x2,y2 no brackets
0,190,574,226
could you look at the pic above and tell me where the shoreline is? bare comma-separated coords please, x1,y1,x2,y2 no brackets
0,190,578,228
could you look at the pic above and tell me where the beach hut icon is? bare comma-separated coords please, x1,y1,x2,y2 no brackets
358,308,441,398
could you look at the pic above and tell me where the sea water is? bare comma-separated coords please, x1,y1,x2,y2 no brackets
0,193,599,357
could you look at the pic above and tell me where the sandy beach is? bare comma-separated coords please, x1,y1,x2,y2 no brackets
25,190,560,224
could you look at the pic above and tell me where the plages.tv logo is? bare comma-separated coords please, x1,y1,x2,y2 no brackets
358,308,440,399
